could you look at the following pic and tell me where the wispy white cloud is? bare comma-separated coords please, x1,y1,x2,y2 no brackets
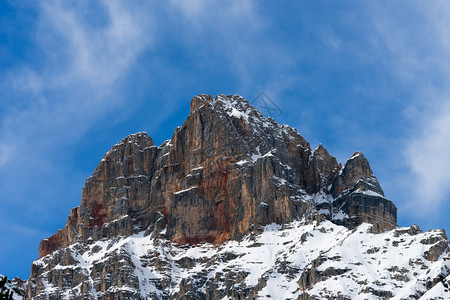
36,0,153,88
169,0,296,95
405,101,450,213
0,143,13,168
1,0,154,168
365,2,450,216
401,12,450,215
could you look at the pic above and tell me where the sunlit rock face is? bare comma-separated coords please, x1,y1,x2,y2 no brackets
26,94,414,300
38,94,396,258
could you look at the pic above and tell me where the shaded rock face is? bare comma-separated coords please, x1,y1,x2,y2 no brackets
38,94,396,261
330,152,396,230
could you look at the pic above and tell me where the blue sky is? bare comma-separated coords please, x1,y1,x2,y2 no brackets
2,0,450,279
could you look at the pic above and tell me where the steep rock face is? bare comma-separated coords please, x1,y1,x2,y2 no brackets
306,144,340,194
40,95,321,257
29,94,399,299
330,152,396,230
38,94,396,257
39,133,158,257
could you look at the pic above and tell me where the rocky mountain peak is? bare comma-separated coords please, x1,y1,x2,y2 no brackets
189,94,257,122
306,144,340,194
19,94,450,300
313,143,327,156
331,151,384,198
344,151,373,177
37,94,397,260
190,94,212,112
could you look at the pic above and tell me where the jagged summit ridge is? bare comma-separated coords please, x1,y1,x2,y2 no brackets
24,94,414,299
38,94,396,259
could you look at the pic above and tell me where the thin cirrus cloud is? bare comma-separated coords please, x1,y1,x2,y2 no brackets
368,1,450,217
405,102,450,214
34,0,154,89
0,143,12,168
1,0,154,167
169,0,297,96
402,17,450,217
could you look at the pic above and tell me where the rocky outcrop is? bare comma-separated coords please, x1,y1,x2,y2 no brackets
28,94,400,299
422,230,449,262
330,152,397,230
306,144,341,194
0,275,25,299
298,256,351,291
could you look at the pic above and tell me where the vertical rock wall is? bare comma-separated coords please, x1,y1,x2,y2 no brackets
37,94,397,262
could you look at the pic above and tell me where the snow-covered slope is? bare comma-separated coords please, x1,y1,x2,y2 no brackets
0,274,24,300
27,220,450,299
